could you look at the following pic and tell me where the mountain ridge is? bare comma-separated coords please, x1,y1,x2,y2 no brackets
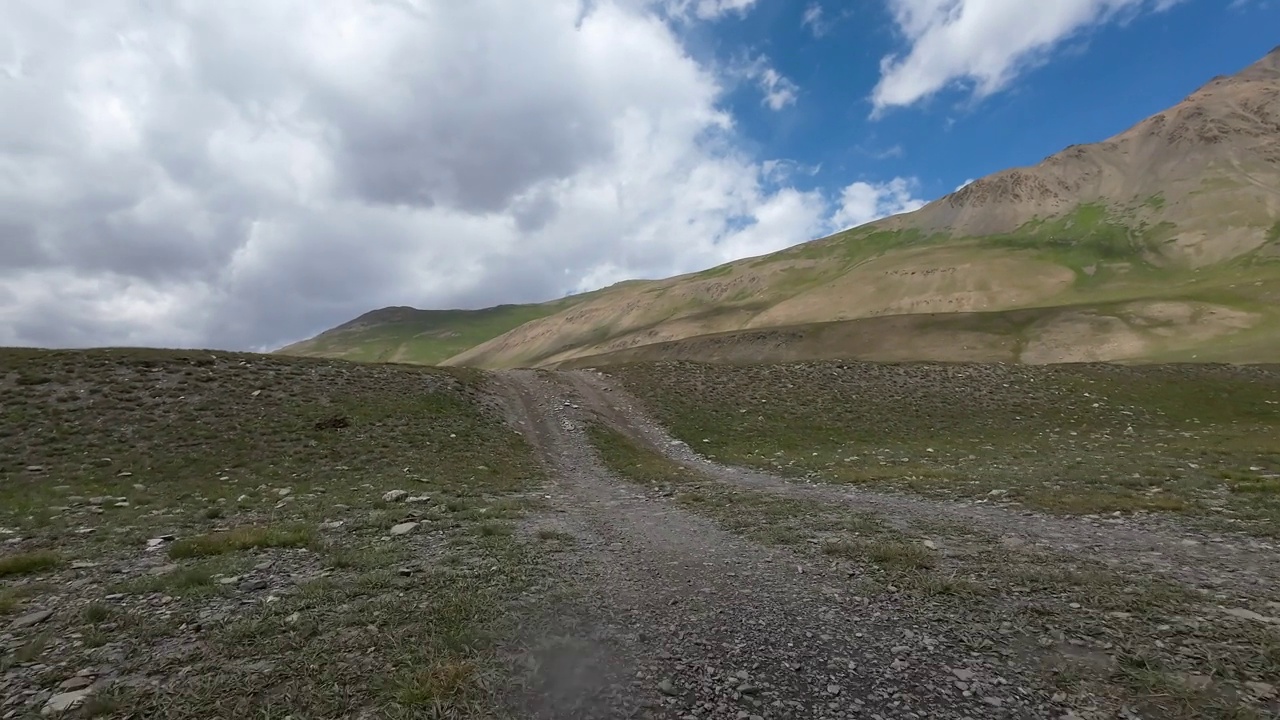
279,47,1280,368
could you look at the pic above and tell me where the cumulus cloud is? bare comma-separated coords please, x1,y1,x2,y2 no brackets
872,0,1185,113
829,179,928,230
1,0,893,352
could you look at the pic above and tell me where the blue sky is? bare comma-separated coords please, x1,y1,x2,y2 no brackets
704,0,1280,201
3,0,1278,350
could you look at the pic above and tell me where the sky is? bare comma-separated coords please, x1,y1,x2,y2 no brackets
1,0,1277,351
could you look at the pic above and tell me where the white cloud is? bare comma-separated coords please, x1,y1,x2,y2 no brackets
872,0,1185,113
829,178,927,230
743,56,800,110
667,0,761,20
955,177,976,191
802,4,830,36
0,0,890,352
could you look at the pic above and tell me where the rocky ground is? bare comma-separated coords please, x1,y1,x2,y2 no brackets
2,350,1277,719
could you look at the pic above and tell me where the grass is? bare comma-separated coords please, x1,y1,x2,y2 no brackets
0,347,551,719
0,549,62,577
611,360,1280,535
168,525,315,559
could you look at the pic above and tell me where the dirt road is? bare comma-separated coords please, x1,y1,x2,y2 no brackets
493,369,1280,720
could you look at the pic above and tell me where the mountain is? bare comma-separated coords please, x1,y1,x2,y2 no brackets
280,48,1280,368
276,302,578,365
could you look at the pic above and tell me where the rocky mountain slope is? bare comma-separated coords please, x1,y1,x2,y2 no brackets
281,47,1280,368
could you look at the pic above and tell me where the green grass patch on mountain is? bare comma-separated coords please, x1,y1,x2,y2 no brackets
610,361,1280,535
279,302,578,365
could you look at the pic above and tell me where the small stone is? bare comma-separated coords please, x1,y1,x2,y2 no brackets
251,390,262,397
276,488,291,497
982,697,1003,707
922,539,938,550
58,677,91,691
1246,681,1276,699
951,668,975,682
42,689,91,715
11,609,54,629
406,495,431,503
383,490,409,503
389,522,419,536
239,579,268,592
218,577,240,586
26,465,45,472
826,684,841,696
398,567,413,577
254,560,273,571
1222,607,1279,624
319,521,344,530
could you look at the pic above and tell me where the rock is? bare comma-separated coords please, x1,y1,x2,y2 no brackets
951,668,974,682
826,684,842,696
57,677,91,691
398,568,413,577
42,689,91,715
389,522,419,536
319,521,345,530
658,679,678,696
218,577,240,586
276,488,291,497
1182,674,1212,691
982,697,1003,707
251,390,261,397
987,489,1008,497
239,579,268,592
254,560,273,571
383,490,409,503
26,465,45,472
1222,607,1279,624
406,495,431,503
149,564,179,575
921,540,938,550
1246,681,1276,699
146,536,174,550
11,609,54,629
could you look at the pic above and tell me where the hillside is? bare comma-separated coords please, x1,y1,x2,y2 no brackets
276,300,585,365
283,47,1280,368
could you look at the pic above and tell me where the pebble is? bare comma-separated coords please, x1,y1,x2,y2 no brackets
57,677,91,691
389,522,419,536
383,490,409,503
11,609,54,629
42,689,91,715
239,579,268,592
659,679,678,696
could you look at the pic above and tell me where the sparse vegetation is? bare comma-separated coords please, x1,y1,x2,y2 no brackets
168,525,315,559
0,550,62,577
612,360,1280,535
0,348,549,718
